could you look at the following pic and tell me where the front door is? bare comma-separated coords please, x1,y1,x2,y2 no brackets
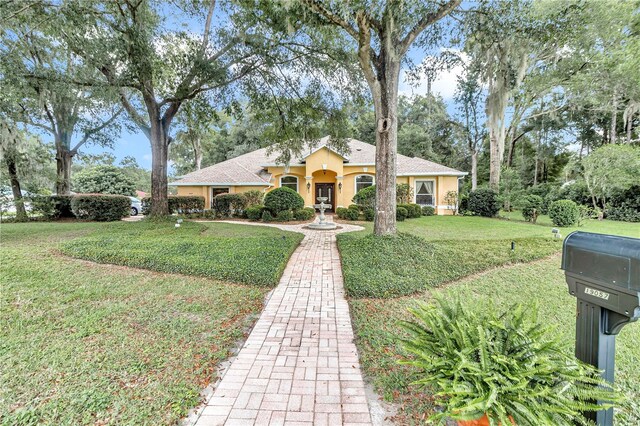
315,183,335,212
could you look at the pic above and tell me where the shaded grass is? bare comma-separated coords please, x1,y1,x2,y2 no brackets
60,220,304,287
338,232,561,298
0,221,273,425
350,257,640,425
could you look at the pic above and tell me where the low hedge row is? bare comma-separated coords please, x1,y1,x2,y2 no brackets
337,203,431,221
142,196,205,215
30,194,129,221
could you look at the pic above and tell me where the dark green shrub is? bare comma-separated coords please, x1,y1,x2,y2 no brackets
30,195,75,219
520,195,543,223
352,185,376,208
336,207,348,219
243,190,264,207
607,185,640,222
213,193,246,218
467,188,500,217
73,165,136,196
458,195,469,214
348,204,360,212
396,206,408,221
363,207,375,221
398,203,421,218
293,207,315,221
261,210,274,222
71,194,130,221
421,206,435,216
264,187,304,214
142,195,205,215
399,297,619,425
344,207,360,221
548,199,580,227
557,181,591,206
276,210,293,222
246,205,265,221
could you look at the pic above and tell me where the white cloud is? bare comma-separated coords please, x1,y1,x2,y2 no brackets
399,49,468,100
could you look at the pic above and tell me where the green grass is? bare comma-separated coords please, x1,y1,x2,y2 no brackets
0,221,301,425
350,257,640,425
338,216,639,298
344,216,639,424
60,220,304,287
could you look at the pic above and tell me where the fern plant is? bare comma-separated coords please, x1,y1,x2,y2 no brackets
399,297,620,425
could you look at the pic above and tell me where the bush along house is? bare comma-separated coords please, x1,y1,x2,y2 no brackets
170,136,467,214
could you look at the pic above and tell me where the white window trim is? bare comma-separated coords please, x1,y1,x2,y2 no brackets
414,179,436,206
354,174,375,194
280,175,299,192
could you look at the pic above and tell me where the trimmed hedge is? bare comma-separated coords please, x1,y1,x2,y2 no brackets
422,206,435,216
246,205,265,221
396,206,408,221
264,187,304,214
71,194,130,221
520,195,543,223
213,193,246,218
142,195,205,215
468,189,501,217
30,195,75,219
398,203,421,219
548,199,580,227
293,207,315,221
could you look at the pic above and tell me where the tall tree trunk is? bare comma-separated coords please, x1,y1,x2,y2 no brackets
6,158,28,221
610,92,618,144
149,119,170,217
55,139,73,195
471,150,478,191
372,58,400,236
488,125,503,190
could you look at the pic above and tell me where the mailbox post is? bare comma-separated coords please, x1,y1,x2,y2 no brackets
561,231,640,426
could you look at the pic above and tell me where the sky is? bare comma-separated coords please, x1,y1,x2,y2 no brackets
79,7,467,171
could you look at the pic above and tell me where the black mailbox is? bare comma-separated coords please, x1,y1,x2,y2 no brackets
561,231,640,426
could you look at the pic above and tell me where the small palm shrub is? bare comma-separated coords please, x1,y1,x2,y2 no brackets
264,187,304,214
549,199,580,227
396,206,408,221
421,205,435,216
520,194,543,223
400,297,619,425
468,188,500,217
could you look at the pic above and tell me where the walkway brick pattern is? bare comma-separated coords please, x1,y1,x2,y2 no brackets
193,221,372,426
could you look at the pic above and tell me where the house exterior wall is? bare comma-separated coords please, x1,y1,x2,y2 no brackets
177,147,461,215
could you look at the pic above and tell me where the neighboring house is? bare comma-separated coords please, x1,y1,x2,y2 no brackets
169,136,467,215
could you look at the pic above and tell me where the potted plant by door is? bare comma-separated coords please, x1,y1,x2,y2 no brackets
399,297,619,426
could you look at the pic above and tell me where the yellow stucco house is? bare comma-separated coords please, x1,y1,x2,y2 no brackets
170,136,467,215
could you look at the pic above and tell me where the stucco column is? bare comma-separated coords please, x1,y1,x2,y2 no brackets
304,176,313,208
335,176,344,208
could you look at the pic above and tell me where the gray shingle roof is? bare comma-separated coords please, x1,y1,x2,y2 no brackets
170,136,466,186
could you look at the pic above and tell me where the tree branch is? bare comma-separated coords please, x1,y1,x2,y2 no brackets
70,107,124,153
300,0,359,40
399,0,461,54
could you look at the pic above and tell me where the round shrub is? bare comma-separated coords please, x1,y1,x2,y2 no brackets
335,207,348,219
352,185,376,208
344,207,360,221
363,207,375,221
293,207,316,221
421,205,435,216
261,210,274,222
396,206,408,221
276,210,293,222
246,205,265,221
468,188,500,217
520,195,543,223
408,204,422,218
548,199,580,227
73,165,136,196
264,187,304,214
71,194,130,221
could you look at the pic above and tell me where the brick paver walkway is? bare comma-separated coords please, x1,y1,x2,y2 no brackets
192,220,372,426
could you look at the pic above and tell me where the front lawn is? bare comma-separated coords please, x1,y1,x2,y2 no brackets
0,221,301,425
60,220,303,286
343,216,639,425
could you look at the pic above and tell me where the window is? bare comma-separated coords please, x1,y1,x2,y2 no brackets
280,175,298,192
415,180,434,206
211,187,229,208
355,175,374,193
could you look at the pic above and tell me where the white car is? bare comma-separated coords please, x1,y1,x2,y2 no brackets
129,196,142,216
